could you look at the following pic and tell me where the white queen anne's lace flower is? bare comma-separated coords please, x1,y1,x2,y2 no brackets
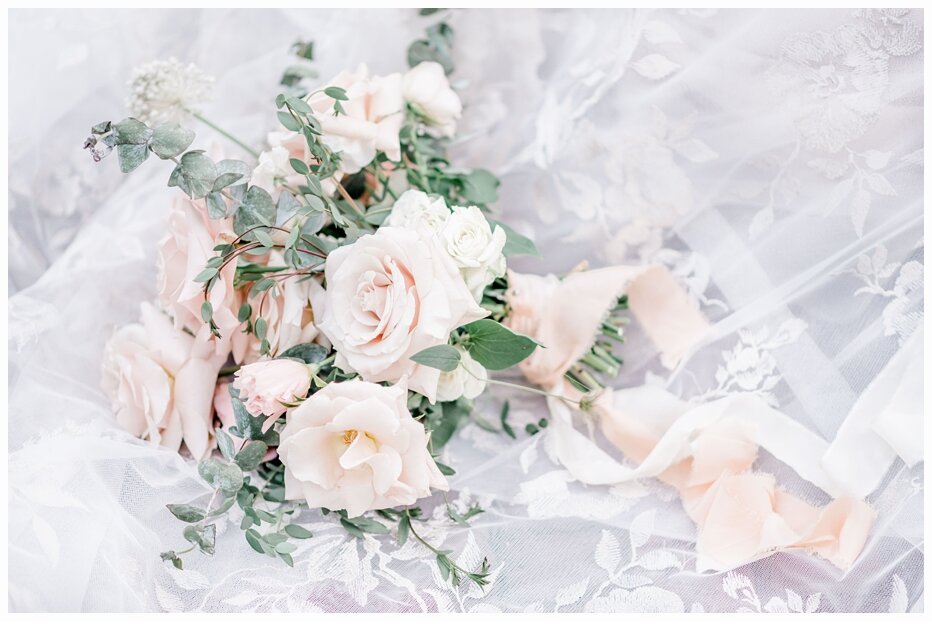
126,57,214,125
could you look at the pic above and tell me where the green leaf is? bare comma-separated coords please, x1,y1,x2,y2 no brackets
205,191,227,219
177,151,218,199
112,118,153,145
462,319,540,370
397,516,411,546
193,267,218,283
460,169,499,205
489,220,539,257
289,158,309,175
340,518,365,539
230,394,267,440
254,229,275,248
284,524,314,539
213,159,250,191
277,343,328,365
234,186,276,233
167,504,206,523
197,458,244,494
409,344,461,372
149,123,195,159
255,317,268,339
344,516,389,535
435,460,456,476
234,441,268,471
323,86,348,101
274,541,297,554
216,430,235,460
200,300,213,323
244,528,265,554
279,552,295,567
237,303,252,322
91,121,112,135
116,143,149,173
277,111,301,132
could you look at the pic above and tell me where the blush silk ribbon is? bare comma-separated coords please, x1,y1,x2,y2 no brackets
504,265,875,572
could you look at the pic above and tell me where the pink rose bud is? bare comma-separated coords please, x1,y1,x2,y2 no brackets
232,359,313,418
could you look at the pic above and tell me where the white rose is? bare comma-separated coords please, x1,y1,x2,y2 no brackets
101,303,223,460
403,61,462,138
313,226,488,402
441,205,507,299
385,189,450,236
279,380,448,516
307,64,403,174
435,349,487,402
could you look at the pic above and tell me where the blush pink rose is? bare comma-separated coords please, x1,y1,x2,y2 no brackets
307,64,404,174
157,195,248,362
313,226,488,402
278,380,448,517
233,359,314,419
101,302,224,460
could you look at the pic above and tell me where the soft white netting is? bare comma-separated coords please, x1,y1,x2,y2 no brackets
8,8,924,612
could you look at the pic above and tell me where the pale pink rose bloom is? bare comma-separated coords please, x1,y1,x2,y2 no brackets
278,380,448,517
307,64,404,174
403,61,462,137
157,195,248,363
241,251,322,361
313,226,488,402
101,303,224,460
233,359,313,419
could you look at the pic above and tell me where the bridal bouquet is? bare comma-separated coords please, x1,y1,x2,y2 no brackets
88,13,876,587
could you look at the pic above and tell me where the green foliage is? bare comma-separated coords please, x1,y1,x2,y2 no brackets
149,123,195,159
490,220,539,257
409,344,461,372
461,319,540,370
407,21,455,74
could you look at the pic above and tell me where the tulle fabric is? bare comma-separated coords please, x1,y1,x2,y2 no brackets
8,8,923,612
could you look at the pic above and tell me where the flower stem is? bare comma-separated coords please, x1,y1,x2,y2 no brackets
190,111,260,159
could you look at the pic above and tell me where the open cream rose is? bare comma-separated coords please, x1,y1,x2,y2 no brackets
313,226,487,402
278,380,448,516
101,302,224,460
307,64,403,174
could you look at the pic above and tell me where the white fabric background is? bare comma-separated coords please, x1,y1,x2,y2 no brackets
7,8,924,612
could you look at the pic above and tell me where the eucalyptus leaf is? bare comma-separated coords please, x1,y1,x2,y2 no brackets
460,169,499,204
116,143,149,173
177,151,218,199
206,191,227,219
113,118,153,145
234,441,268,472
233,185,276,233
197,458,244,494
149,123,195,159
167,504,206,523
284,524,313,539
278,343,328,365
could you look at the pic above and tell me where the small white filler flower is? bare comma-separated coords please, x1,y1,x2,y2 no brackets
126,57,214,125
